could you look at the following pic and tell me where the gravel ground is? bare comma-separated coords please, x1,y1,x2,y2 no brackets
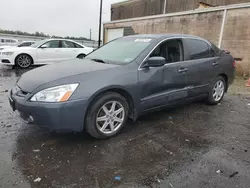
0,65,250,188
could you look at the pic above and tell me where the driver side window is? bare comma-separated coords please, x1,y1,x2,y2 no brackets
41,40,60,48
150,39,183,63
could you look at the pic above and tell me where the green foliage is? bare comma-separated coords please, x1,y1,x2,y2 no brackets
0,29,92,41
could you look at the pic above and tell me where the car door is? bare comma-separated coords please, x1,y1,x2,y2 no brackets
182,38,220,97
36,40,63,64
61,40,79,60
138,38,189,111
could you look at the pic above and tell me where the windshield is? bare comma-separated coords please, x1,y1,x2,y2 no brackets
30,40,47,48
86,37,153,64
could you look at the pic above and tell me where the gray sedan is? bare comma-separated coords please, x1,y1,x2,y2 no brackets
9,34,235,139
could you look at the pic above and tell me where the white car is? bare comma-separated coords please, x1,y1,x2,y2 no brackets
0,38,19,46
0,39,94,68
0,41,35,51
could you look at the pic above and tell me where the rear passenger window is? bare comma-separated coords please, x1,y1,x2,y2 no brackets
42,40,60,48
62,41,76,48
74,43,83,48
186,39,213,60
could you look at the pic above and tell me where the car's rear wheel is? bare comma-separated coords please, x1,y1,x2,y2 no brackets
85,92,129,139
15,54,32,69
77,54,86,59
207,76,226,105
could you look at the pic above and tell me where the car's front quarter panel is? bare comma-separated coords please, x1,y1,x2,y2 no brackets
59,63,138,108
15,63,139,131
67,63,139,104
10,89,88,132
1,47,36,65
16,48,37,61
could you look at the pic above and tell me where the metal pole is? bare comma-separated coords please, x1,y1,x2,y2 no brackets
218,9,227,48
90,29,92,40
98,0,103,47
163,0,167,14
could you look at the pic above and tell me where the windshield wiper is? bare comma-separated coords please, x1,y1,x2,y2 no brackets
90,58,108,64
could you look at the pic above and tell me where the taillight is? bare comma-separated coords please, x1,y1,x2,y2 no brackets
233,61,236,67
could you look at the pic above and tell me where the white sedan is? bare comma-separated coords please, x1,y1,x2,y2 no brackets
0,39,94,68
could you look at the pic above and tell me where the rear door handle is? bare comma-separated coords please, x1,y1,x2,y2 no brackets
212,62,219,66
178,68,188,73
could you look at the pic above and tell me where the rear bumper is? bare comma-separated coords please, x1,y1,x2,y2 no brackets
9,93,89,132
228,68,236,86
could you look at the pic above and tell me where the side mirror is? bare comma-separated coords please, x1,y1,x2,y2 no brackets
40,44,47,49
142,56,166,68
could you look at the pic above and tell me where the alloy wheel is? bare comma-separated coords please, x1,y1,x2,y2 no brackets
212,80,225,102
17,55,31,68
96,101,125,134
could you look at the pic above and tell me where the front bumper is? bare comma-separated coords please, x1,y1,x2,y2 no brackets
9,91,89,132
0,54,15,65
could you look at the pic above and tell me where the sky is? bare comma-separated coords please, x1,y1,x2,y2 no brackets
0,0,123,40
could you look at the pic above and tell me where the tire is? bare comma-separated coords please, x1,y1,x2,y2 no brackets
15,54,32,69
207,76,226,105
77,54,86,59
85,92,129,139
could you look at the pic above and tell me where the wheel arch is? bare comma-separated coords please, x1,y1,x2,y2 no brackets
15,53,34,65
218,73,228,92
84,87,136,127
76,53,86,58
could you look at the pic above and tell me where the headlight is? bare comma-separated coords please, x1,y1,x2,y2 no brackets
2,52,14,56
30,84,79,102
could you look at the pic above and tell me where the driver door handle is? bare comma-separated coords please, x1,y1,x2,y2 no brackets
212,62,219,66
178,68,188,73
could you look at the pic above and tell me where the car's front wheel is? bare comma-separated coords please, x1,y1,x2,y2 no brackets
207,76,226,104
15,54,32,69
85,92,129,139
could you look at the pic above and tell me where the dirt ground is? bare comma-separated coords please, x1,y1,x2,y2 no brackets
0,65,250,188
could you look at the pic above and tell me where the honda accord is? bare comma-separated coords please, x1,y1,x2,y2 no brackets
9,34,235,139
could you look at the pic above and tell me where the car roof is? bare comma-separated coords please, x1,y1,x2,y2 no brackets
46,38,77,42
41,38,85,47
21,41,35,43
123,34,205,40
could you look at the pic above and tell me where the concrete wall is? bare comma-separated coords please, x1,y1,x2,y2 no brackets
222,8,250,76
111,0,165,20
111,0,250,20
104,6,250,76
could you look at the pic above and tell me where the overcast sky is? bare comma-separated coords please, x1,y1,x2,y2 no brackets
0,0,123,40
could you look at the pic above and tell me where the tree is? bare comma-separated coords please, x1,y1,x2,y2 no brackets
0,28,93,41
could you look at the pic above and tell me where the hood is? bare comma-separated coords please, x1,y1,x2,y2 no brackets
17,59,118,92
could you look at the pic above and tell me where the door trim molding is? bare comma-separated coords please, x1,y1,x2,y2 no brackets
141,87,189,102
